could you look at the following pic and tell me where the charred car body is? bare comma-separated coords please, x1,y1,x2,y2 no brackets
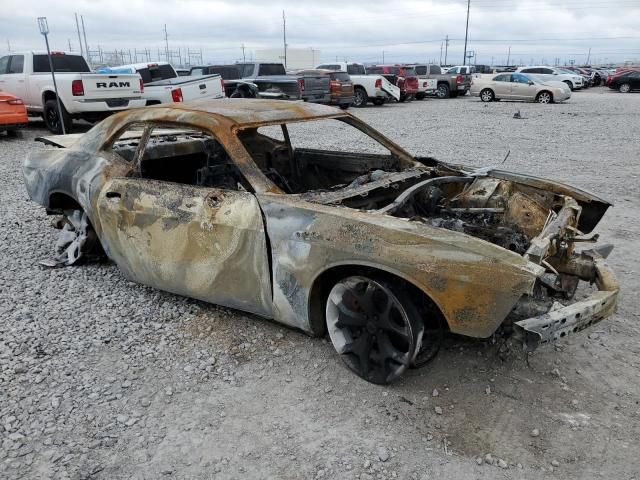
24,99,619,384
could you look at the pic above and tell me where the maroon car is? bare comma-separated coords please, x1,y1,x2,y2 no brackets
367,65,418,102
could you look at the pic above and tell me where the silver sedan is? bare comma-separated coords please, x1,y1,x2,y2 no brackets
471,73,571,103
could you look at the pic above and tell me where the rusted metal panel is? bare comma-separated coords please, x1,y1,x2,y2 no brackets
96,178,272,317
259,193,543,337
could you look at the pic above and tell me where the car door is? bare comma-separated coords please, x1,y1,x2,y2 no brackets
491,74,512,98
631,72,640,89
510,73,537,100
95,123,273,317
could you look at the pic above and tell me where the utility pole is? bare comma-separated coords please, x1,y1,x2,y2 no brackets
7,39,11,53
242,43,246,63
586,47,591,65
282,10,287,69
444,35,449,65
74,13,83,58
440,42,443,65
163,24,169,63
38,17,66,135
506,45,511,66
463,0,471,65
68,39,72,51
81,15,89,66
382,50,385,63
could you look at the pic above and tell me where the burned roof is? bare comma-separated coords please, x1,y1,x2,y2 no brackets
149,98,344,126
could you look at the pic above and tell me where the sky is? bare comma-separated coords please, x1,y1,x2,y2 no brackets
1,0,639,66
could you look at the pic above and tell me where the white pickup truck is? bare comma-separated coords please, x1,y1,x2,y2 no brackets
316,62,400,107
97,62,224,106
0,51,145,133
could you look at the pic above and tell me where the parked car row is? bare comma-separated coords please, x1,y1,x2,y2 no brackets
1,51,636,134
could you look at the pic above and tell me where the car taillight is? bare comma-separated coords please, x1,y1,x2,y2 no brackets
456,74,463,84
375,78,382,88
171,88,183,102
298,78,305,91
7,98,24,105
330,80,340,90
139,78,144,93
220,78,224,92
71,79,84,96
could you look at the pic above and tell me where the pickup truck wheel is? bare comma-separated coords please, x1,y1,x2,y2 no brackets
436,83,450,99
415,92,425,100
326,276,423,384
353,88,368,107
480,88,495,102
339,104,350,110
619,83,631,93
372,98,385,106
44,99,72,134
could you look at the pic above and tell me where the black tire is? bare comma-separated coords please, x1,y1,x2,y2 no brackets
563,80,574,91
372,98,385,106
326,275,424,384
436,83,450,99
339,103,350,110
353,87,368,107
536,90,553,104
619,83,631,93
480,88,495,102
44,99,72,134
415,92,425,100
230,89,246,98
6,129,19,137
399,93,407,103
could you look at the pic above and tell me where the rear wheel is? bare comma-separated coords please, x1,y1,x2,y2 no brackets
536,91,553,104
619,83,631,93
40,209,101,267
353,88,368,107
326,276,423,384
436,83,450,99
480,88,495,102
372,98,385,106
339,103,350,110
415,92,425,100
43,99,72,134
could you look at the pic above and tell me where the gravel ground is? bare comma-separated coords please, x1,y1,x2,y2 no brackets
1,88,639,480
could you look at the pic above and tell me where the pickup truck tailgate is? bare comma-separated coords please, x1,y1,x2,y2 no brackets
300,75,330,102
146,74,224,101
80,74,143,100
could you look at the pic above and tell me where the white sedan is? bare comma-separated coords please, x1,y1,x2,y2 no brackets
471,73,571,104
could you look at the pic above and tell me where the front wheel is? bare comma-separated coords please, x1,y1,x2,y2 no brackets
353,88,368,107
43,99,72,134
326,276,423,384
536,91,553,104
619,83,631,93
563,80,574,91
480,88,495,102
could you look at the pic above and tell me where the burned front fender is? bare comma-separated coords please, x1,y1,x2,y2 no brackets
258,194,544,337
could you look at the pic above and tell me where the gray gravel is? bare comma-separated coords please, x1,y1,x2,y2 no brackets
1,89,639,479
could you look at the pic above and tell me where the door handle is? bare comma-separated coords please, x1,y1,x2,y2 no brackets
106,191,122,199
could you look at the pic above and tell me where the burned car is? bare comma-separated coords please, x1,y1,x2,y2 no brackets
24,99,619,384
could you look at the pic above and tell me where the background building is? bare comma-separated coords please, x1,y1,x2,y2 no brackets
255,47,321,70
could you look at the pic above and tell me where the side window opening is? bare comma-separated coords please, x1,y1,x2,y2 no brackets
109,124,248,191
238,119,404,194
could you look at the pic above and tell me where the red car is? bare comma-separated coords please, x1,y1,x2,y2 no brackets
0,91,28,135
367,65,418,102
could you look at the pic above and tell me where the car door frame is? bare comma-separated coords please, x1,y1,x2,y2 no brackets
94,120,274,318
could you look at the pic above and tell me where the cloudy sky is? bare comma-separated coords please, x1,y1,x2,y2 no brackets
2,0,639,66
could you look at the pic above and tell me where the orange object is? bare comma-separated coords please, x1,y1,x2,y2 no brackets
0,91,28,131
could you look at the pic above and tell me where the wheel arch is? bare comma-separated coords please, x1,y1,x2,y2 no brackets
307,261,449,337
47,191,82,211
